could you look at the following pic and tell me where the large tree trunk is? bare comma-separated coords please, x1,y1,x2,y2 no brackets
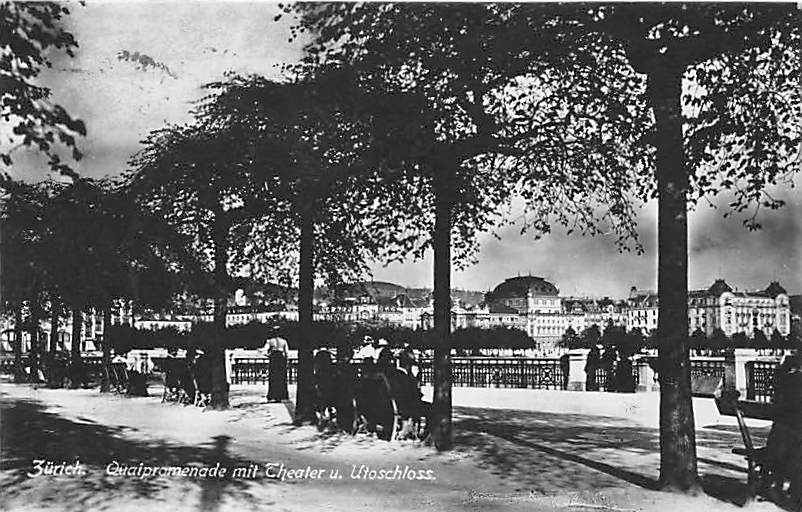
13,306,25,383
28,299,41,383
294,205,316,425
650,66,700,492
100,308,112,393
69,308,84,389
47,299,61,388
209,223,230,410
430,168,454,450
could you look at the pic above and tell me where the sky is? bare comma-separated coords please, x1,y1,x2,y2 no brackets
9,1,801,299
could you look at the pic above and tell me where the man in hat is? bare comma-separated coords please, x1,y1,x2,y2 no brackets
374,338,392,371
354,335,376,362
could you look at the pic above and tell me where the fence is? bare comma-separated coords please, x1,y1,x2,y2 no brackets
1,352,783,401
229,357,298,385
418,357,567,390
746,361,777,402
690,359,727,382
228,356,568,390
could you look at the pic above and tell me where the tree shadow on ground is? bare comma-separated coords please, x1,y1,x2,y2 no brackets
452,406,773,508
0,395,277,512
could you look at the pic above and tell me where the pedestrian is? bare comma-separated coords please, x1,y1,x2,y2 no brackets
398,342,421,382
764,350,802,504
263,326,289,403
601,345,618,391
585,344,601,391
375,338,393,372
125,351,149,396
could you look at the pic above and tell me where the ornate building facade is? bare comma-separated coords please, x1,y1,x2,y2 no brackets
627,279,791,337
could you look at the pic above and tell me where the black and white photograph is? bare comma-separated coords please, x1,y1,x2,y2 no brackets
0,2,800,511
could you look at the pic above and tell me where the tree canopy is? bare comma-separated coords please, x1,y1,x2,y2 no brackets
1,2,86,178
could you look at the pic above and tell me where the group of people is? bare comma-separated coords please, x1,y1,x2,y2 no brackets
257,332,423,406
307,335,428,440
351,336,422,381
584,344,637,392
161,348,213,405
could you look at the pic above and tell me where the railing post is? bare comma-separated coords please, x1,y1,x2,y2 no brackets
567,349,589,391
745,361,755,400
723,350,736,393
734,348,754,397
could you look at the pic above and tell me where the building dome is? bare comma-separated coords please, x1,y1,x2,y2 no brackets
487,276,559,301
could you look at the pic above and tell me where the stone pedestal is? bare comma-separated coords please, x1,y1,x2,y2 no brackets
567,349,589,391
636,360,658,392
734,348,756,397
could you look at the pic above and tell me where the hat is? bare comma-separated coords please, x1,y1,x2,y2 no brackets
377,338,389,347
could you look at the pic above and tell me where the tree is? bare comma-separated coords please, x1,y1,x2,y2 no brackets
690,328,707,352
752,329,769,349
291,4,646,450
196,71,429,423
1,2,86,178
559,326,579,350
732,331,749,348
0,178,55,382
600,322,627,350
769,328,785,349
530,5,799,491
295,3,800,485
708,328,729,351
39,177,181,390
128,121,260,408
581,324,602,350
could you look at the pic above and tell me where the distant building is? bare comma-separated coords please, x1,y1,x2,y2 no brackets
317,282,430,330
625,287,659,333
470,276,583,346
626,279,791,337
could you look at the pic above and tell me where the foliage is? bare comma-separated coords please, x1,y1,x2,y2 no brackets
581,324,602,348
0,2,86,178
290,3,650,260
546,4,799,223
0,179,54,308
104,321,540,353
38,178,181,313
450,327,535,351
126,122,260,300
558,326,578,349
108,325,187,353
193,71,428,289
116,50,177,79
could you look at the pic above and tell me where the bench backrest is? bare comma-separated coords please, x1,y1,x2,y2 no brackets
733,405,755,452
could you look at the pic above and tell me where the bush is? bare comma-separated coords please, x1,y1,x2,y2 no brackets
107,325,188,353
106,321,538,353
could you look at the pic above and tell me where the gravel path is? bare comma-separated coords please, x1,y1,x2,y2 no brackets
0,383,784,512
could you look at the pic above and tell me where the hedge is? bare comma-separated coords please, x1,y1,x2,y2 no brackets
106,322,537,352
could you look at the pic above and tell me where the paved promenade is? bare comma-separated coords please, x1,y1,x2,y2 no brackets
0,382,783,512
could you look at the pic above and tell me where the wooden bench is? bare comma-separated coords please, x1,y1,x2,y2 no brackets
714,389,772,498
714,384,802,511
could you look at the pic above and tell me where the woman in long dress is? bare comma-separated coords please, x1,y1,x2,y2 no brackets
265,334,289,403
